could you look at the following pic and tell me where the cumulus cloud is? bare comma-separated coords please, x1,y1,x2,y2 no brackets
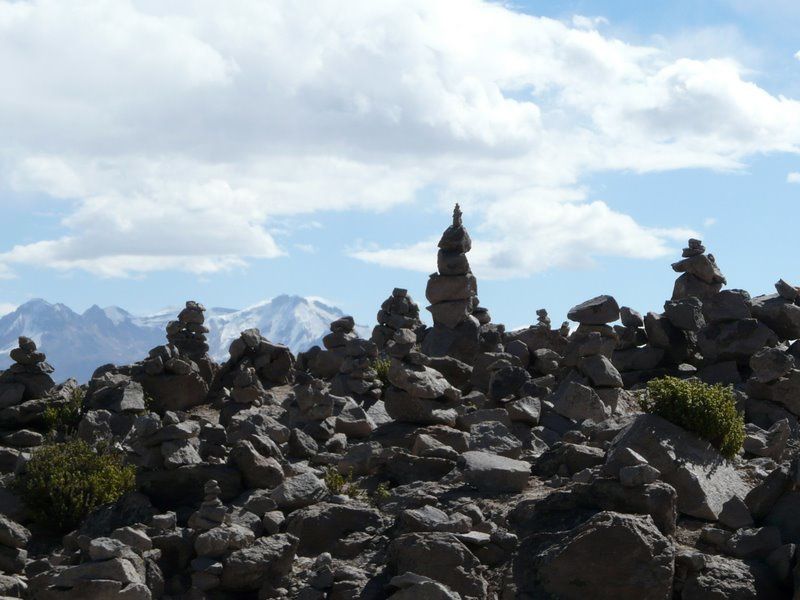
1,0,799,278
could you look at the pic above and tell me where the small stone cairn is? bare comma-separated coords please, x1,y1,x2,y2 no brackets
371,288,424,350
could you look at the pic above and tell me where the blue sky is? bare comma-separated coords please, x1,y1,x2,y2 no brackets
1,0,800,331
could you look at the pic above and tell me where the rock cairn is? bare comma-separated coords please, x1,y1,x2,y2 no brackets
385,329,461,426
137,303,214,412
18,214,800,600
218,328,295,392
330,338,382,405
0,337,55,401
421,204,482,364
124,411,203,471
166,301,209,359
536,309,551,329
78,372,147,446
371,288,424,350
0,338,77,473
299,316,358,379
671,238,726,302
549,295,626,425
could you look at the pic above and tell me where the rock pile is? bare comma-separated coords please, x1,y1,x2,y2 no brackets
330,338,382,407
671,238,727,302
385,329,461,426
0,337,55,402
371,288,424,350
421,204,482,364
218,328,295,391
14,210,800,600
135,303,215,412
550,295,626,425
166,301,210,360
299,316,358,379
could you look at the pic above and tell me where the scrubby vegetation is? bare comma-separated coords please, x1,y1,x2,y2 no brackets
372,357,391,386
43,387,85,437
15,439,136,532
323,466,366,500
641,376,745,459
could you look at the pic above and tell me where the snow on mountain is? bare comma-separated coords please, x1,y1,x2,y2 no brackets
207,295,369,361
0,295,370,382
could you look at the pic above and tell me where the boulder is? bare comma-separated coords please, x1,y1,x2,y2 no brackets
461,451,529,493
567,295,620,325
388,533,487,600
608,414,750,520
286,502,383,556
523,511,674,600
220,534,298,591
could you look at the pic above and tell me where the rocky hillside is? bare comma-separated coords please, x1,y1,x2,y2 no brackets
0,296,368,382
0,205,799,599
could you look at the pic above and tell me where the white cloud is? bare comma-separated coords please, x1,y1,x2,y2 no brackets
1,0,799,278
571,15,609,30
351,190,697,278
0,303,16,317
788,172,800,183
703,217,717,227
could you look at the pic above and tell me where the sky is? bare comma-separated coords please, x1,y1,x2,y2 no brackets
1,0,800,330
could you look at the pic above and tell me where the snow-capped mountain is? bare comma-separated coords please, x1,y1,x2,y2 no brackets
0,295,369,382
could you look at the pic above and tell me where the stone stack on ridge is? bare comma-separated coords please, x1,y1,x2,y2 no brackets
298,316,359,379
385,328,462,426
371,288,424,350
19,210,800,600
166,301,210,359
549,295,627,424
166,300,218,385
536,309,551,329
0,338,77,465
421,204,482,364
137,304,212,413
0,337,55,402
671,238,726,302
218,328,295,393
330,338,382,407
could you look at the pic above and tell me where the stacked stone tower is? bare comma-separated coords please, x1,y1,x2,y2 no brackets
166,301,209,358
421,204,482,364
371,288,424,350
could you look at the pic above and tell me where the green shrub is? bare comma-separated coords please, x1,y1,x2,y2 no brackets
323,466,365,499
371,482,391,506
641,376,745,459
43,387,85,437
372,358,391,386
15,439,136,532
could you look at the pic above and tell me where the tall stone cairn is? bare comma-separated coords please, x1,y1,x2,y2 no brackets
421,204,482,364
166,301,210,359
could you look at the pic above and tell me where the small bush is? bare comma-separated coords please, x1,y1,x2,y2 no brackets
641,376,745,459
15,439,136,532
43,387,85,437
323,466,365,499
372,358,391,386
371,482,391,506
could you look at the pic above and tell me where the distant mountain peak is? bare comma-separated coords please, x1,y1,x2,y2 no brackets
0,295,369,382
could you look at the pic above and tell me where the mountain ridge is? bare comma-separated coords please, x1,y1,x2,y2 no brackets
0,295,369,382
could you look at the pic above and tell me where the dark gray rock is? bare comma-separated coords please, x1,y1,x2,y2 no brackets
567,295,620,325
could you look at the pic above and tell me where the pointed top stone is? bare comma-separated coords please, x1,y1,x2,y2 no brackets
453,203,463,227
